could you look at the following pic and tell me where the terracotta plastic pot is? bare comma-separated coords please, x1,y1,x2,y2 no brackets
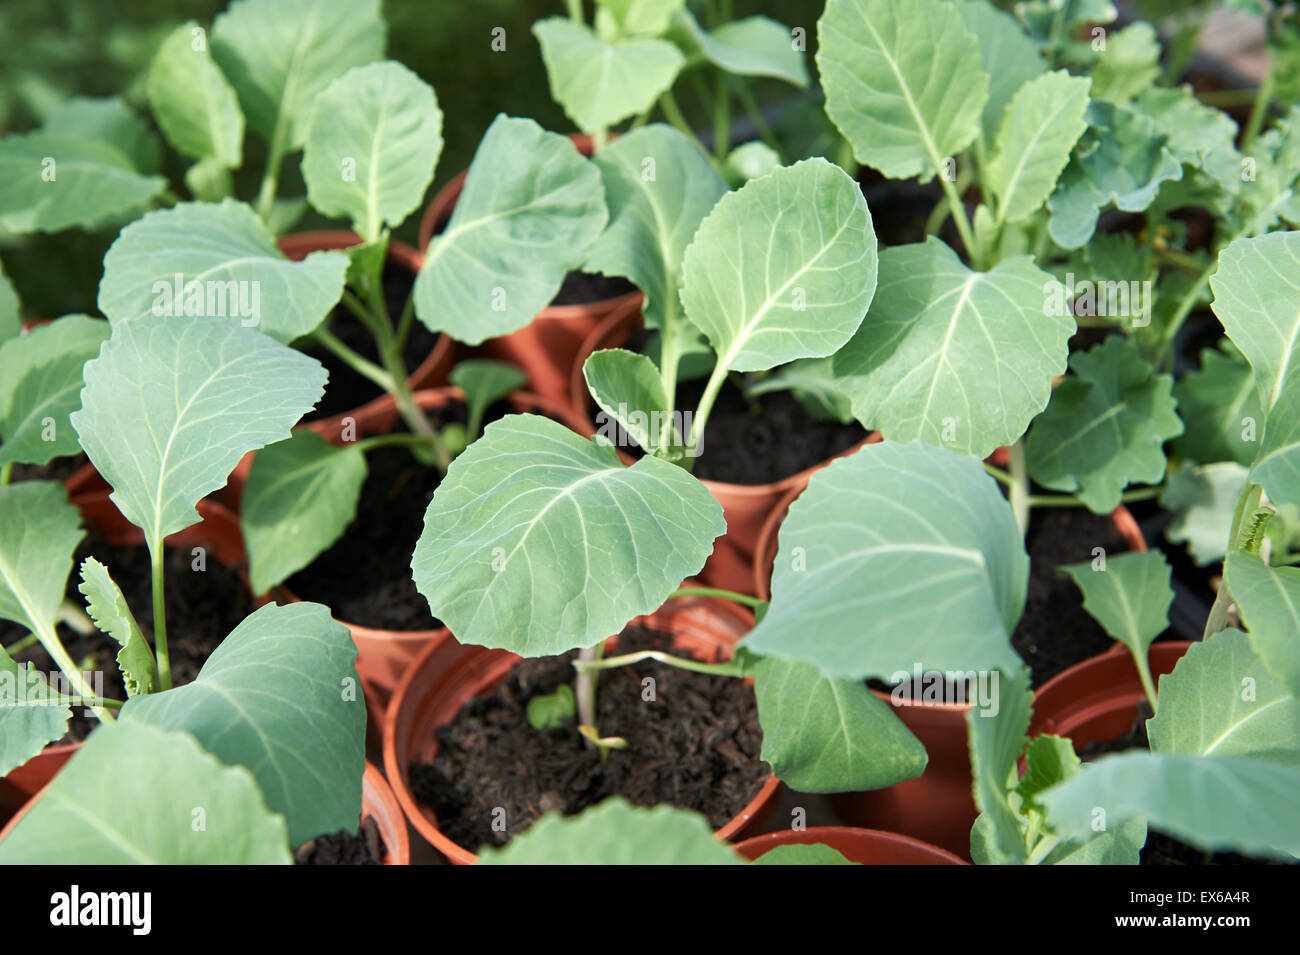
384,591,782,865
362,761,410,866
751,485,1149,861
0,742,77,822
734,826,967,865
571,307,879,595
1029,642,1192,746
276,230,455,432
270,387,593,740
418,134,644,405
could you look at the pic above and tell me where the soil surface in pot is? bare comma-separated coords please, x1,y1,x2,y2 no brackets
1011,508,1153,687
409,625,768,853
2,533,252,740
8,454,89,485
300,262,440,422
1079,703,1290,865
550,270,636,307
295,816,385,865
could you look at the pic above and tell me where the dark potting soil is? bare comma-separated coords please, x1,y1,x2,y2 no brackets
2,534,252,740
408,625,768,854
857,170,947,249
550,270,636,307
8,454,88,485
295,816,385,865
1011,508,1151,687
300,262,440,422
1079,703,1291,865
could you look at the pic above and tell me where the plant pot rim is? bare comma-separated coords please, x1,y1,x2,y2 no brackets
382,592,781,864
733,825,969,865
362,761,410,866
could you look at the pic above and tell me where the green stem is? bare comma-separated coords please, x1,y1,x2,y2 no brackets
712,71,730,160
686,358,730,458
1008,441,1030,538
1132,646,1159,712
2,631,39,655
572,649,744,678
575,642,603,735
310,329,394,391
255,118,289,223
1203,482,1262,639
983,461,1013,486
732,82,786,162
1155,258,1219,369
1241,58,1275,155
1025,486,1163,507
150,544,171,692
564,0,583,22
667,586,764,609
354,433,438,454
937,169,978,266
658,90,718,168
0,462,11,485
35,621,115,722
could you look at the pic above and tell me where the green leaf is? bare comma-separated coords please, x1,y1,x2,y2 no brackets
833,239,1071,458
1240,106,1300,234
597,0,686,38
533,18,684,133
751,843,858,865
414,115,607,346
1047,100,1183,248
1149,627,1300,767
987,71,1091,225
818,0,988,180
953,0,1045,151
70,315,327,549
751,655,926,793
411,414,723,656
0,646,70,778
478,798,742,864
0,721,291,864
0,263,19,342
669,10,808,87
1135,86,1241,194
0,315,109,468
0,481,83,638
680,158,876,373
967,666,1032,865
1090,22,1160,104
77,557,155,697
1058,551,1173,661
1173,344,1264,467
1211,232,1300,504
584,349,673,454
526,684,575,731
42,97,162,174
211,0,385,149
241,430,366,596
147,21,244,167
121,602,364,846
1040,751,1300,859
302,61,443,242
1017,734,1081,805
1027,336,1182,513
745,357,854,424
1161,462,1248,567
97,200,349,344
722,141,780,186
584,125,727,333
1224,554,1300,702
449,359,528,442
0,133,166,234
743,440,1026,679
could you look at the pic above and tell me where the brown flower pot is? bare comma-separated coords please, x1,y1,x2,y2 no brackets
734,826,967,865
1028,642,1192,746
268,387,593,742
751,484,1149,861
0,742,77,823
383,590,782,864
275,229,455,433
362,761,410,866
417,133,645,405
571,307,879,595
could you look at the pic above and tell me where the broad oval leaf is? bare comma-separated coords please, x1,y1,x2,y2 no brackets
1149,627,1300,766
1041,751,1300,859
1058,551,1174,662
0,721,291,864
449,359,529,441
1224,554,1300,702
833,239,1072,458
42,97,162,174
954,0,1045,151
584,124,727,333
70,314,327,548
817,0,989,180
211,0,385,149
1172,344,1263,467
669,10,808,87
680,158,876,373
0,315,109,468
533,17,684,133
968,667,1033,865
147,21,244,167
0,647,70,777
0,133,166,234
584,349,672,454
478,798,741,865
412,414,724,656
597,0,686,38
1161,461,1249,567
751,655,926,793
413,115,607,346
302,61,444,242
0,263,19,342
751,843,857,865
97,200,349,343
242,430,366,595
78,557,155,697
0,481,84,637
742,440,1027,679
121,602,365,846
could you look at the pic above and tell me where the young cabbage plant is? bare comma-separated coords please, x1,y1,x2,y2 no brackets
532,0,809,170
0,312,366,861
